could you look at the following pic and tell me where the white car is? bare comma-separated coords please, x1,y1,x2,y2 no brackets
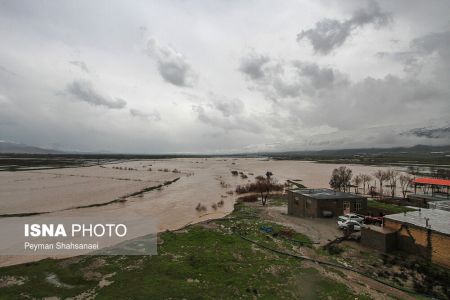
337,219,362,231
340,213,365,223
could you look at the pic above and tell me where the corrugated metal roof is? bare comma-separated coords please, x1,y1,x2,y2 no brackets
428,200,450,212
414,177,450,187
385,208,450,235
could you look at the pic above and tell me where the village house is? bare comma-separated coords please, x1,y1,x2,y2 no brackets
287,188,367,218
362,208,450,268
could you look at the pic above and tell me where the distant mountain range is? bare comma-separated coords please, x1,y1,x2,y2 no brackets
0,141,63,154
260,144,450,157
1,139,450,158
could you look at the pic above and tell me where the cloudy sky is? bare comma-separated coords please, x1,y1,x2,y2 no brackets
0,0,449,153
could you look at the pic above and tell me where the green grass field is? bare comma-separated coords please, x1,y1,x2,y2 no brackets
367,199,417,214
0,204,373,300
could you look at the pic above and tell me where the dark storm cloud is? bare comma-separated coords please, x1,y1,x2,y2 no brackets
66,80,127,109
145,38,197,87
297,0,391,54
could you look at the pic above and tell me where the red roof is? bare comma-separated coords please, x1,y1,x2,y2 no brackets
413,177,450,187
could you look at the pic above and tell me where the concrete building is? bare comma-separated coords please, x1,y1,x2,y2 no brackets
287,188,367,218
362,208,450,268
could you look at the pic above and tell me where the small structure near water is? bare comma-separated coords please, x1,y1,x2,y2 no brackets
362,208,450,268
287,188,367,218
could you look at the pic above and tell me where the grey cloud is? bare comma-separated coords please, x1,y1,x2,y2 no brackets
0,65,18,77
240,54,348,99
192,95,261,134
66,80,127,109
377,30,450,77
297,0,391,54
411,31,450,56
210,96,244,117
293,61,349,90
241,50,448,132
300,74,447,130
69,61,89,73
402,126,450,139
193,105,261,134
238,53,270,80
130,108,161,121
145,38,197,87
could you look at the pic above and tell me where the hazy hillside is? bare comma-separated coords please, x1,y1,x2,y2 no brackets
0,141,62,154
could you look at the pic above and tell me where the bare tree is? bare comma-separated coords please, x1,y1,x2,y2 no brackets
386,170,399,198
329,166,353,192
399,174,413,198
360,174,372,195
352,175,362,194
374,170,389,198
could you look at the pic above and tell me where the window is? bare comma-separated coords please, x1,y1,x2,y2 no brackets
294,196,299,205
354,202,362,211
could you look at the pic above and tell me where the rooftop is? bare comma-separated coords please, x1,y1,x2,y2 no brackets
385,208,450,235
290,188,365,200
409,193,450,202
413,177,450,187
428,200,450,212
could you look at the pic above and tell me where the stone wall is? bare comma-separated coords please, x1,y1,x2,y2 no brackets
384,219,450,268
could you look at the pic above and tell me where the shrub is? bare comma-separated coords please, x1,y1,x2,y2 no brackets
195,203,207,212
237,195,258,203
231,170,239,176
326,245,344,255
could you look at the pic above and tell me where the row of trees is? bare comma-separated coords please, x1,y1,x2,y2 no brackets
329,166,414,198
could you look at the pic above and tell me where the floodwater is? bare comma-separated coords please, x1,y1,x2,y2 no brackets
0,158,402,266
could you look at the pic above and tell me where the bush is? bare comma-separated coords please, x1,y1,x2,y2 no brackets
231,170,239,176
237,195,258,203
235,180,284,194
326,245,344,255
195,203,207,212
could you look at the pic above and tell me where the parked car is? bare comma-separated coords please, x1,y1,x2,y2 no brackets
339,213,365,223
337,219,362,231
364,215,383,225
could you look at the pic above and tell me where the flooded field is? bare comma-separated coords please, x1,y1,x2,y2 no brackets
0,157,403,266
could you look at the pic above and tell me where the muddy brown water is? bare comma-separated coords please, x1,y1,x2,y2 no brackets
0,158,403,266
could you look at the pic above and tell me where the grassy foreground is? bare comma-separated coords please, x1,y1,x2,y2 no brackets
0,204,374,300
